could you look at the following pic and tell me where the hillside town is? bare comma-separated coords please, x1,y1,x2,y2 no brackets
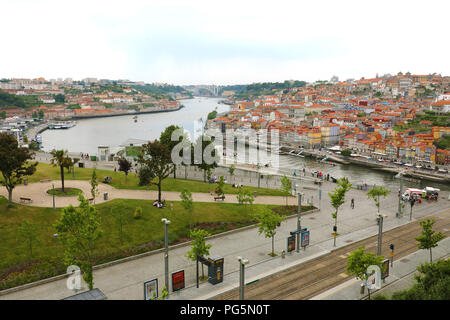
208,72,450,166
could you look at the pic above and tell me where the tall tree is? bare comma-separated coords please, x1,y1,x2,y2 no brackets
329,178,352,244
185,228,212,279
159,125,182,179
367,186,391,215
90,168,99,204
415,218,445,263
346,245,385,296
280,175,291,207
180,189,194,231
228,164,235,182
50,149,72,192
117,158,132,182
192,135,218,182
253,207,285,256
237,187,254,215
54,195,103,290
215,176,225,196
137,139,173,202
0,133,37,206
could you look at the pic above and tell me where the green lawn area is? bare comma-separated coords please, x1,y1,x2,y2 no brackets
24,162,289,196
0,195,312,290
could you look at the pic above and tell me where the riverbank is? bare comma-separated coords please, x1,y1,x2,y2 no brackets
71,104,184,120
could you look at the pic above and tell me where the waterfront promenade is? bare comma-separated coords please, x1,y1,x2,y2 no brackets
1,171,449,300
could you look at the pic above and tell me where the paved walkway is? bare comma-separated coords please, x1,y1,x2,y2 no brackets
0,180,300,208
1,177,449,300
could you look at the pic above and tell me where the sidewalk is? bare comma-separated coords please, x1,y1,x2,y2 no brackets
310,237,450,300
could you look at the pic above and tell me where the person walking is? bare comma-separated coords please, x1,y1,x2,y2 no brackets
351,198,355,209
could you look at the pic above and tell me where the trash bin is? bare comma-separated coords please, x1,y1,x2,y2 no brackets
253,191,258,198
78,162,84,168
207,255,224,285
23,178,28,186
104,192,108,200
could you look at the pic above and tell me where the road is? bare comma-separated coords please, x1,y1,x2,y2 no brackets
213,208,450,300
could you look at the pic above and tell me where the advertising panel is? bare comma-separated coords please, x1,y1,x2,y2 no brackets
171,270,185,292
287,235,296,252
301,230,310,247
143,278,158,300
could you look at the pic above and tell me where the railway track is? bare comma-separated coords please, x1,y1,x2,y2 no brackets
213,209,450,300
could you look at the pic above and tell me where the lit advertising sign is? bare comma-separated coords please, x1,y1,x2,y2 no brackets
171,270,185,292
287,235,295,252
301,231,310,247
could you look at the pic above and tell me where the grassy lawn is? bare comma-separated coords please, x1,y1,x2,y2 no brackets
23,162,289,196
46,187,83,197
0,195,313,289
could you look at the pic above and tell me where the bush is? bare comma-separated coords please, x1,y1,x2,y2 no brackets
133,207,143,219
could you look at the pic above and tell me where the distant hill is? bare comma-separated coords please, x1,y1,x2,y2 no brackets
0,89,28,108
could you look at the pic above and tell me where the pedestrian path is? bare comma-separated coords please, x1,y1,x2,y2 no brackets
0,180,301,208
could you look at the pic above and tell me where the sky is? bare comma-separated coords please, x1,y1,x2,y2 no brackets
1,0,449,85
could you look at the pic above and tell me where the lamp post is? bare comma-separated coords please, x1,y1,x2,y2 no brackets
377,214,387,256
296,193,302,253
396,173,403,218
52,183,55,210
161,218,171,291
53,233,59,259
237,256,249,300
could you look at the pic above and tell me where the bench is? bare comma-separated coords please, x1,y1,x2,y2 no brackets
214,195,225,201
88,198,94,204
20,197,32,204
40,178,52,183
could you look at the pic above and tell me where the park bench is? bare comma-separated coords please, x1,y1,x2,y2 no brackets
40,178,52,183
88,198,94,204
214,194,225,201
20,197,32,204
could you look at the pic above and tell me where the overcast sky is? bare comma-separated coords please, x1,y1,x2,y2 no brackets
1,0,449,85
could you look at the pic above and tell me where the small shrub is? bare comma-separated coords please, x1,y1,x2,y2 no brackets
133,206,143,219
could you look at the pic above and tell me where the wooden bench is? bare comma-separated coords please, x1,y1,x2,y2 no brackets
20,197,32,204
214,195,225,201
40,178,52,183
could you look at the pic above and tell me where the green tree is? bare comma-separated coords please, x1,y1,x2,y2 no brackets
237,187,254,215
38,109,44,119
50,149,72,192
341,149,352,157
54,94,65,103
54,195,103,290
17,220,40,259
0,133,38,206
192,135,218,182
346,245,384,296
253,207,285,256
329,178,352,243
280,175,291,206
185,228,212,279
415,218,445,263
111,207,128,245
90,168,99,204
117,158,132,181
0,111,6,119
137,140,173,202
389,259,450,300
180,189,194,231
367,186,391,215
228,164,235,181
215,176,225,196
159,125,183,179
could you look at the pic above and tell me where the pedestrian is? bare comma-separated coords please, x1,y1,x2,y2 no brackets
351,198,355,209
293,169,296,176
114,167,117,172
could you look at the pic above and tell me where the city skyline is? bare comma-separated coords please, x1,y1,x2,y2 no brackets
1,0,449,85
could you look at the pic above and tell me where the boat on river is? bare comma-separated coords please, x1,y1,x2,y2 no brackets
48,121,77,129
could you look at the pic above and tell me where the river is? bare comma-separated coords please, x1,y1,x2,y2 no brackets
41,97,449,191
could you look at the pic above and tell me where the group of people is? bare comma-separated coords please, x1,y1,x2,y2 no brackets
80,153,90,160
153,200,166,208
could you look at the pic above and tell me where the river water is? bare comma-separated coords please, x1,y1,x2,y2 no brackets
41,97,449,191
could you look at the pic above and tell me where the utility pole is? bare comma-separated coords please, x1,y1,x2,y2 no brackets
237,257,249,300
396,173,403,218
296,193,302,253
52,184,55,210
162,218,171,291
377,214,387,256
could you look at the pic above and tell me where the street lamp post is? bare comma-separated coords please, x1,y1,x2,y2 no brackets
52,184,55,210
53,233,59,258
396,173,403,218
237,256,249,300
377,214,387,256
296,193,302,253
162,218,171,291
